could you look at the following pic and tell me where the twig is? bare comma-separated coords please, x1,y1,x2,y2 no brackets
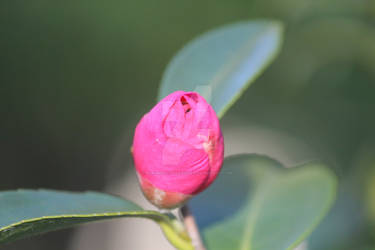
180,204,206,250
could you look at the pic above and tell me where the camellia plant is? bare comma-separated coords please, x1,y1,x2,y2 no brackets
0,20,337,250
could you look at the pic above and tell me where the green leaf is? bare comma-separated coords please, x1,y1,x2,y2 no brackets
158,20,284,118
190,154,337,250
0,189,193,249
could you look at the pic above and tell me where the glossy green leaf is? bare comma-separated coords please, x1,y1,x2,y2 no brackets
0,190,193,249
190,154,337,250
158,20,284,118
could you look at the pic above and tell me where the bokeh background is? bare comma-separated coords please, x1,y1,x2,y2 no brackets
1,1,375,249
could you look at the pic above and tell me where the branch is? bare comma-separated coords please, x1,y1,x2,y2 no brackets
180,205,206,250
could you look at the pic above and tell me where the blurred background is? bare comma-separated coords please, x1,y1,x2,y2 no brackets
1,1,375,249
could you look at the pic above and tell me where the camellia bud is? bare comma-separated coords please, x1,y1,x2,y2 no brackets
132,91,224,209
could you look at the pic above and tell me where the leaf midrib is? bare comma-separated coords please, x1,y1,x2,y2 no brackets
240,172,279,250
208,27,275,94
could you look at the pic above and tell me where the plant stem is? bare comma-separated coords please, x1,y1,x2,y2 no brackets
180,205,206,250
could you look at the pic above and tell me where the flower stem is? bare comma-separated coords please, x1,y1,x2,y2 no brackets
180,204,206,250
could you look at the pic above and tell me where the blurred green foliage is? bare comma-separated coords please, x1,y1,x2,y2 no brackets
1,1,375,249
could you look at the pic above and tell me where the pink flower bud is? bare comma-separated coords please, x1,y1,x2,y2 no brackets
132,91,224,209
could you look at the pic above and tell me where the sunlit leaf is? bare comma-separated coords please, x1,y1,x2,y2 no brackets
158,20,284,118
